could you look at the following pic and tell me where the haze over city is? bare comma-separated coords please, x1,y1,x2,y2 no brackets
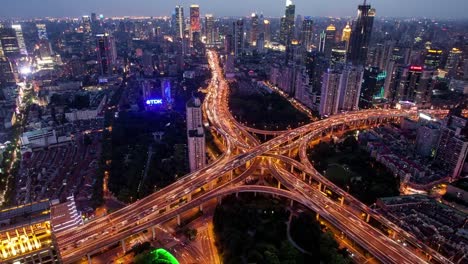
1,0,468,19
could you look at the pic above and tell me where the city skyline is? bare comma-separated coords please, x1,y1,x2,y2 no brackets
0,0,467,19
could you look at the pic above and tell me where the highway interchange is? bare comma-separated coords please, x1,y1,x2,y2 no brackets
56,50,455,264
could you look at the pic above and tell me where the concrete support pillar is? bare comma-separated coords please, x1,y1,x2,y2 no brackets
217,196,222,204
302,172,306,181
187,194,192,202
290,200,294,207
177,214,181,226
152,226,156,240
87,254,92,264
392,231,396,239
121,239,126,253
166,205,170,211
260,167,265,175
235,192,239,198
210,182,214,190
323,185,326,194
230,170,233,180
316,213,320,221
366,214,371,223
277,182,281,189
254,192,257,197
199,204,203,212
340,196,345,206
290,165,294,173
317,182,322,191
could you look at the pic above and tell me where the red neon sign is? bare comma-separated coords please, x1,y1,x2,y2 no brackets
410,66,423,71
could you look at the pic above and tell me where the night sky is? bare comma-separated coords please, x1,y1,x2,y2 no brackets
1,0,467,19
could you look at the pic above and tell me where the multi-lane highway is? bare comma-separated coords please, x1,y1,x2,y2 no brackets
56,50,453,264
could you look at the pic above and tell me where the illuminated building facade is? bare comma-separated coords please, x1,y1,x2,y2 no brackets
250,13,259,46
0,201,60,264
205,14,215,45
263,20,271,44
0,27,20,58
11,25,27,56
190,5,201,41
341,22,351,50
36,24,48,40
324,24,336,58
424,48,443,69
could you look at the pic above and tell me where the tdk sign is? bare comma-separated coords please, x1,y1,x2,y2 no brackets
146,99,163,105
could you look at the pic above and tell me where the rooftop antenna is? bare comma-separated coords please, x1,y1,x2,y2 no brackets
363,0,367,5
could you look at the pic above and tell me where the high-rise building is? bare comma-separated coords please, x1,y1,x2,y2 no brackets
263,20,271,44
330,48,347,69
0,57,15,87
190,5,201,41
339,65,364,112
318,30,326,53
279,0,295,45
233,19,244,57
174,5,185,39
11,24,27,56
36,23,48,40
347,1,375,65
300,17,313,52
396,65,433,107
224,34,233,54
82,15,92,33
0,28,20,59
445,47,463,77
96,33,116,76
341,22,351,50
416,124,440,158
320,69,342,116
205,14,215,45
324,24,337,58
424,48,443,69
250,13,259,46
186,98,206,172
436,114,468,179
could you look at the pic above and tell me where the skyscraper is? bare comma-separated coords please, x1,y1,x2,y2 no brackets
424,48,443,69
324,24,337,58
396,65,433,107
11,24,27,56
445,48,463,77
205,14,215,45
338,65,364,112
250,13,259,46
347,1,375,65
96,33,116,76
318,30,326,53
175,5,185,39
300,17,313,52
341,22,351,50
263,20,271,44
320,69,342,116
190,5,201,41
233,19,244,57
0,28,20,58
186,98,206,172
279,0,295,45
36,23,48,40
